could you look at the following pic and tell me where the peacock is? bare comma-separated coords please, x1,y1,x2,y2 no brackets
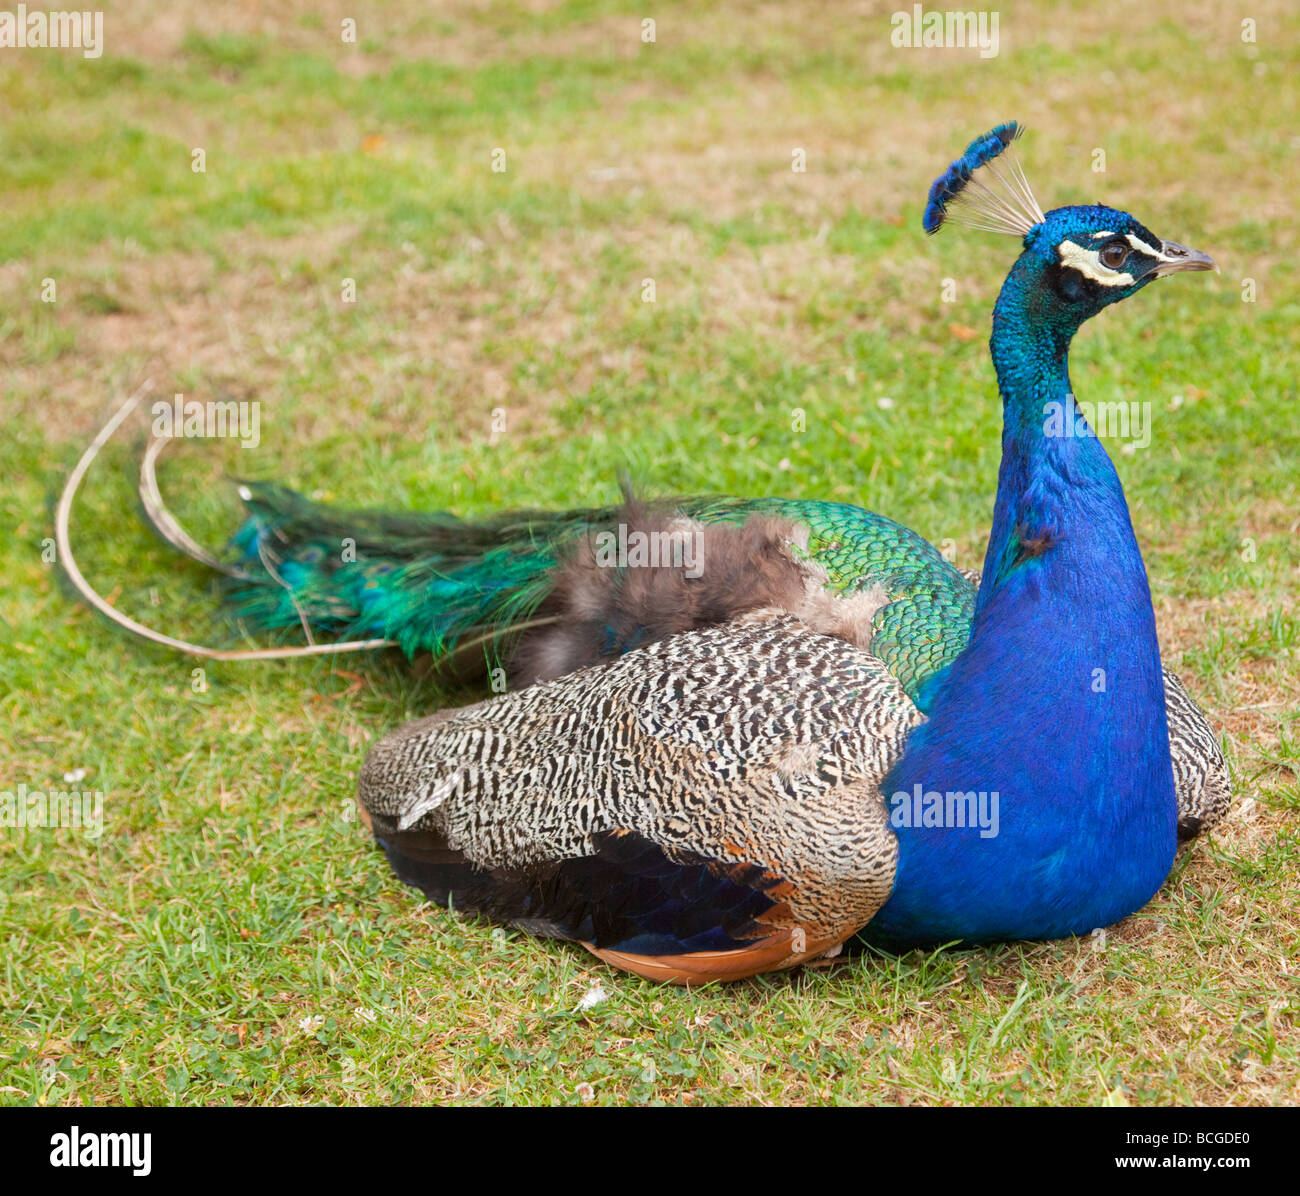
63,123,1229,983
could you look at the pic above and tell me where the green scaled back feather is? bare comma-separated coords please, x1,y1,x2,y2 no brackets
676,497,974,697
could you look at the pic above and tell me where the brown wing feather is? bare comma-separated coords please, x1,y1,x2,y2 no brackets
586,928,844,985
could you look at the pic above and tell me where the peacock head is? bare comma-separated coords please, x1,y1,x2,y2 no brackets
923,123,1215,334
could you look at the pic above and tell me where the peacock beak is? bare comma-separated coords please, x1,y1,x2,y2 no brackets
1150,240,1217,278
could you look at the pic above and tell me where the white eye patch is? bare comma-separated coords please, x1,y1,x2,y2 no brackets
1057,240,1135,287
1122,232,1179,263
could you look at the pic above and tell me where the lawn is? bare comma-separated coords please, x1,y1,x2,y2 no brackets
1,0,1297,1105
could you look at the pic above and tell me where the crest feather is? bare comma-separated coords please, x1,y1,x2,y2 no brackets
923,122,1046,238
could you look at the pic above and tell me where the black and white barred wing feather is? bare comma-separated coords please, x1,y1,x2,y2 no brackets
1163,670,1231,840
358,613,921,983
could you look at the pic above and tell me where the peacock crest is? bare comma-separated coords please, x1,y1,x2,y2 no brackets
923,120,1046,237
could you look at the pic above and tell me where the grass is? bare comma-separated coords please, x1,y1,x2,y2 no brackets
1,0,1297,1105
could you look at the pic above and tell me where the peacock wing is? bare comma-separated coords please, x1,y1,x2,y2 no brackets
358,613,921,983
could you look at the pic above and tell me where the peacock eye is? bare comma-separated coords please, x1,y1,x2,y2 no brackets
1099,242,1128,270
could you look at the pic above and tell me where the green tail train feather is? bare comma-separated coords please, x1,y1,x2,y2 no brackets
224,483,975,698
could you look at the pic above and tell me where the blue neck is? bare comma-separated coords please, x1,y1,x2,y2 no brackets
869,260,1177,946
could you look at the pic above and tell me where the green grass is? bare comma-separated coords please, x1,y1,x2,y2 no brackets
1,0,1297,1105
